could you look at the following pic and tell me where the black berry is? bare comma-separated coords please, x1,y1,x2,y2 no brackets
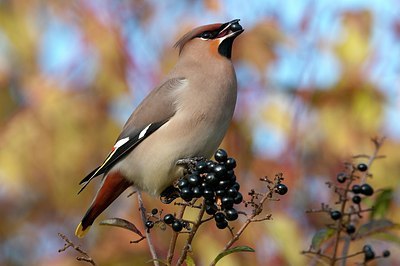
227,187,238,197
226,170,234,178
151,208,158,215
196,161,208,173
336,172,347,183
276,184,288,195
352,184,362,194
178,179,189,189
213,164,227,179
203,188,214,200
216,219,228,229
382,250,390,257
357,163,368,172
180,187,193,202
172,220,183,232
164,214,175,225
192,186,203,198
221,196,234,209
214,149,228,163
330,210,342,220
206,204,218,215
232,182,240,191
364,250,375,261
145,220,154,229
214,212,226,223
187,174,199,186
218,180,231,189
205,173,218,185
225,157,237,170
346,224,356,234
215,189,225,197
233,192,243,204
363,245,375,261
360,183,374,196
206,161,216,171
225,208,238,221
352,195,362,204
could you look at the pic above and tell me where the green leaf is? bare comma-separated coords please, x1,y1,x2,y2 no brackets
100,218,145,237
370,188,393,219
311,228,335,250
355,219,399,239
185,255,196,266
212,246,255,265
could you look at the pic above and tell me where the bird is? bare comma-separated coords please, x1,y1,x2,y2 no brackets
75,19,244,238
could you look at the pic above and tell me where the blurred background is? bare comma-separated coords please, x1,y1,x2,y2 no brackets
1,0,399,265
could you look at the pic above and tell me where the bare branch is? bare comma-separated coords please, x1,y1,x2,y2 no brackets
58,233,96,266
137,192,160,266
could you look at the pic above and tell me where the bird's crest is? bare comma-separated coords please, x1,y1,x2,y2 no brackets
174,23,222,54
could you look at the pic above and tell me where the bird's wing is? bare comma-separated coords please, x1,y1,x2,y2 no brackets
78,77,187,194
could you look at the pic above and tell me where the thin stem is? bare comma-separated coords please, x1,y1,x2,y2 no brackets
167,204,186,265
138,192,160,266
58,233,96,266
330,168,354,265
210,193,271,266
360,137,385,183
176,199,206,266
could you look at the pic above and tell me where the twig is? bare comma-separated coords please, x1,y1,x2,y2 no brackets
176,199,206,266
138,192,160,266
330,167,354,266
360,137,385,183
301,249,333,261
210,192,272,266
167,204,187,265
58,233,96,266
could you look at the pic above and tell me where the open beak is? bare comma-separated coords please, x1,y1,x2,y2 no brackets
217,19,244,40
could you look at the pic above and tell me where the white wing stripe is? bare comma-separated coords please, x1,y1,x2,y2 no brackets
139,124,151,139
114,137,130,149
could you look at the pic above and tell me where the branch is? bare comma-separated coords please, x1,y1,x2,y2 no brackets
176,199,206,266
137,192,160,266
58,233,96,266
211,191,273,266
359,137,385,183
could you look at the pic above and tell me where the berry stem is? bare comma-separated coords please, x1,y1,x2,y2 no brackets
166,204,187,265
137,192,159,266
176,199,206,266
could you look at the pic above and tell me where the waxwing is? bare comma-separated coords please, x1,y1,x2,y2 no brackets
75,19,244,237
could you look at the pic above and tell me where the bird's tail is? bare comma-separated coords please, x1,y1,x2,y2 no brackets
75,171,132,238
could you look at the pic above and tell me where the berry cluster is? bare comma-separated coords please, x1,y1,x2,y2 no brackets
176,149,242,229
331,163,375,225
363,245,390,262
163,214,189,232
144,208,159,231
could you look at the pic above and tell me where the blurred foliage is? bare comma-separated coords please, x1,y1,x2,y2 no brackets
0,1,399,266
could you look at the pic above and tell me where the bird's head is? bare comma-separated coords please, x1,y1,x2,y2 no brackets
175,19,244,59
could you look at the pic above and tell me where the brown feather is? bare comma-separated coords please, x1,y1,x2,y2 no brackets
80,171,132,231
174,23,222,54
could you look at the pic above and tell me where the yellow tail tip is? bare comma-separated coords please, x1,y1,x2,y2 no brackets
75,222,90,238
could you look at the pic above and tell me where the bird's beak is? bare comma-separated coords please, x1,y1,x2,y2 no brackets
217,19,244,40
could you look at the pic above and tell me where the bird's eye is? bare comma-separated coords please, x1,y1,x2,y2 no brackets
201,32,213,39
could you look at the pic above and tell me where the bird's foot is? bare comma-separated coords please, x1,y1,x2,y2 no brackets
176,157,204,168
160,186,180,204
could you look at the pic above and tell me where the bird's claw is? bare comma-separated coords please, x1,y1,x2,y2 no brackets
176,157,204,167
